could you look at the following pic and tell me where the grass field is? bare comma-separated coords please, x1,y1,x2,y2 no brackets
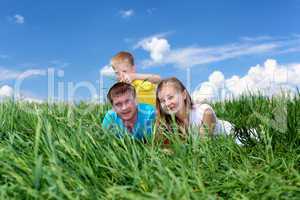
0,93,299,199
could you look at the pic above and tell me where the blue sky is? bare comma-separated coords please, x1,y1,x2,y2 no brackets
0,0,299,102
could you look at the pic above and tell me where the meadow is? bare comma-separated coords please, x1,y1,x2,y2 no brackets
0,93,299,199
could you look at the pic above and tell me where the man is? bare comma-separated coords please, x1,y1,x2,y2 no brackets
102,82,156,141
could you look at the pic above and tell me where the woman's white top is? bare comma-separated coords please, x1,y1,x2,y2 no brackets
189,103,233,136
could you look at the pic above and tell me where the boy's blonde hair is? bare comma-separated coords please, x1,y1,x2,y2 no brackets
110,51,134,69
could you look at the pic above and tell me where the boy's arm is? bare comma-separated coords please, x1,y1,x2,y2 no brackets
128,73,161,84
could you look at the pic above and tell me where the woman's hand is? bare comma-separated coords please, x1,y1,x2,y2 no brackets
199,108,217,137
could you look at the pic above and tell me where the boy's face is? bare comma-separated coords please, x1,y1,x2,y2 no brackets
113,61,135,81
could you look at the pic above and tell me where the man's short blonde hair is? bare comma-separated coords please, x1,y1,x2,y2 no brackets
110,51,134,69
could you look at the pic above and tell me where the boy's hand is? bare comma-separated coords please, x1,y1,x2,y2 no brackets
119,72,136,83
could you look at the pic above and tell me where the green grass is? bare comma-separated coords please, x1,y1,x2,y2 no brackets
0,94,299,199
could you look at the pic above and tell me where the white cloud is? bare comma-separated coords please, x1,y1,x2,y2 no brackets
100,65,115,77
14,14,25,24
0,54,9,59
49,60,70,68
17,69,46,79
0,68,20,81
136,37,170,62
208,71,225,88
134,32,173,48
192,59,300,103
136,35,300,68
119,9,135,18
0,84,43,103
0,67,45,103
0,68,46,81
240,35,274,42
146,8,156,15
0,85,14,97
20,97,43,103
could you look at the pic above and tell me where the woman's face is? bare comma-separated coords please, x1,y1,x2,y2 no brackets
158,84,187,115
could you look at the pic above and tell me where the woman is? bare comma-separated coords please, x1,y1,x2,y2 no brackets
155,77,234,142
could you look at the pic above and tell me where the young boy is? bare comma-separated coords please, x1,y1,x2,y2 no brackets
110,51,161,106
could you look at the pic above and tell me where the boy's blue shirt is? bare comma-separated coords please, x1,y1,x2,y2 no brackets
102,103,156,140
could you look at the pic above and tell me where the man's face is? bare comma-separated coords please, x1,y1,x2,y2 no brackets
113,62,135,81
112,91,137,121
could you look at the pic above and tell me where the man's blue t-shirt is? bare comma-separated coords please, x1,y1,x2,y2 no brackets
102,104,156,140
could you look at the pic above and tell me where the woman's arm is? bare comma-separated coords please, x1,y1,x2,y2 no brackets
199,108,217,137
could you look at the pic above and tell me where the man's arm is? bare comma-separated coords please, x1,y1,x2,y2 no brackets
102,112,114,130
